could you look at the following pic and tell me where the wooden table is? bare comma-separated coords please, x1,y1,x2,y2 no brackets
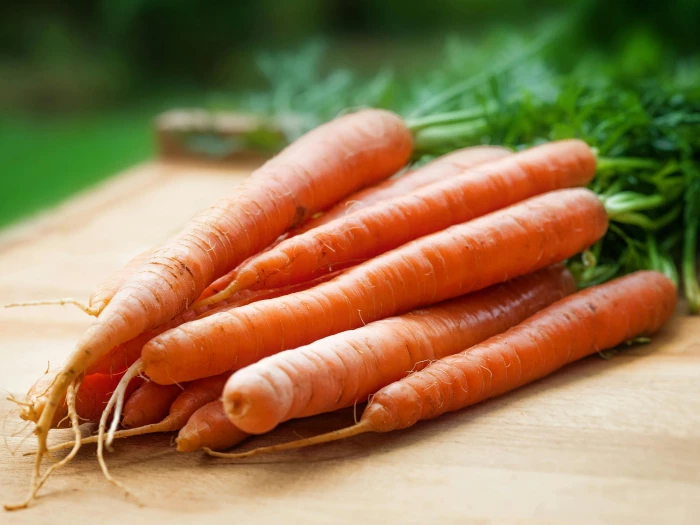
1,160,699,524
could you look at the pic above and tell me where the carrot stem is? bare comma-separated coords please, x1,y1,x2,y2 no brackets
405,105,494,132
596,156,661,172
412,119,487,152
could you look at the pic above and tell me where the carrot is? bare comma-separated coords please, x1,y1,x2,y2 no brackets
176,401,249,452
141,188,608,385
4,247,154,317
200,139,595,304
43,373,231,454
223,265,574,435
121,382,182,428
293,145,512,234
209,271,677,459
12,109,413,509
72,372,143,423
18,371,142,428
87,267,351,376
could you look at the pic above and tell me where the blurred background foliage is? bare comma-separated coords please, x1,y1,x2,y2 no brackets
1,0,699,227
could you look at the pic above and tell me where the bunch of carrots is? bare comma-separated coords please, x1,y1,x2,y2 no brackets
6,109,679,510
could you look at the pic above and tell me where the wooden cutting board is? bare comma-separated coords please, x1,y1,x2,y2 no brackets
1,160,699,525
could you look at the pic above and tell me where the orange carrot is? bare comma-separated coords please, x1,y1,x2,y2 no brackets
141,188,608,385
293,145,512,234
121,382,182,428
209,271,677,459
176,401,249,452
73,373,143,423
14,109,413,509
87,267,351,376
202,139,595,303
223,265,574,435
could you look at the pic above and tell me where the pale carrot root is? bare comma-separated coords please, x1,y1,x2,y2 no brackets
4,298,99,317
95,360,145,502
37,419,178,455
203,420,372,459
104,361,146,449
4,382,82,511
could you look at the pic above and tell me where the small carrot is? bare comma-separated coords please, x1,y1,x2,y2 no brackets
201,139,595,303
87,267,351,376
121,382,182,428
141,188,608,385
223,265,574,435
43,373,231,454
293,145,512,234
176,401,249,452
208,271,677,459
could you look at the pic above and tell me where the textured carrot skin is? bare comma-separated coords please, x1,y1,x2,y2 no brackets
121,382,182,428
293,146,512,234
88,247,154,314
362,271,677,433
36,110,411,432
228,139,596,292
224,265,575,434
87,268,350,375
20,371,58,423
176,401,249,452
142,188,608,384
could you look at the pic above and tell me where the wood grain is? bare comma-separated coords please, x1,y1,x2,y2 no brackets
1,160,699,525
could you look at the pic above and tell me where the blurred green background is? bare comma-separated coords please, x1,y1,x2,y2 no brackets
1,0,699,228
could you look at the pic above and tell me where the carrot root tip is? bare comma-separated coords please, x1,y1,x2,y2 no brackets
204,420,373,460
4,298,99,317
